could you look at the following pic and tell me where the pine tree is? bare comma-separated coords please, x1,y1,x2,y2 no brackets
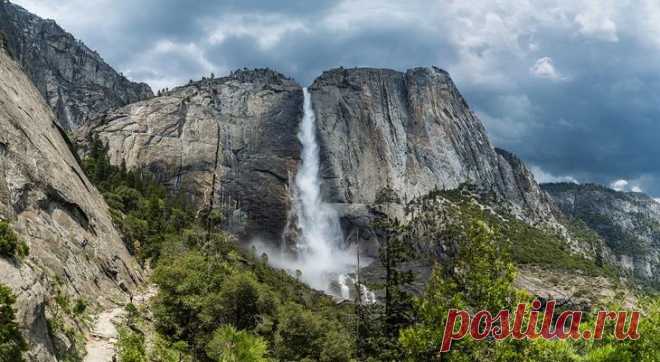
399,216,517,361
372,213,415,359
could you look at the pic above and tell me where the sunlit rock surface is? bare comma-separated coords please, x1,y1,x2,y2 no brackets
0,46,141,361
309,67,559,247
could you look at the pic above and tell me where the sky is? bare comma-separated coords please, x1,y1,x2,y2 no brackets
12,0,660,197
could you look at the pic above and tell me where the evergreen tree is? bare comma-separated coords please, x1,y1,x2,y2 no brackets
205,325,268,362
399,217,518,361
0,284,27,362
373,213,415,359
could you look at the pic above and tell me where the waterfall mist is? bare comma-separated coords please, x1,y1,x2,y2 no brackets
252,88,374,303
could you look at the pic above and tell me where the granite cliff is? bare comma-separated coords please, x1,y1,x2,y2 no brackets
79,66,559,249
309,67,559,248
78,70,302,242
0,44,141,361
0,0,153,130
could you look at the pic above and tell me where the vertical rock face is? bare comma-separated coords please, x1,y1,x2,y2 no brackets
0,0,153,130
309,67,555,225
78,70,302,241
543,183,660,285
0,47,141,360
494,148,559,224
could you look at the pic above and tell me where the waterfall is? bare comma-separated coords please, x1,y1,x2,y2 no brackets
251,87,374,302
294,88,344,264
292,87,351,293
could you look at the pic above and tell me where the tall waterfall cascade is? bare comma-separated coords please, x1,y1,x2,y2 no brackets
251,88,375,302
293,88,375,303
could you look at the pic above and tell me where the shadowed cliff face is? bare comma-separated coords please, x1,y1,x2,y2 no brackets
309,67,556,226
0,1,153,130
78,70,303,242
543,183,660,286
0,47,141,361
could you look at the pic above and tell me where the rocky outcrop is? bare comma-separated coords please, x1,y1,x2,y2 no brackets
514,265,636,309
0,46,141,361
309,67,556,226
0,0,153,130
77,70,302,242
543,183,660,286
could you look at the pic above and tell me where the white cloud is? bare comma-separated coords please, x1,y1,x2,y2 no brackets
637,0,660,49
123,40,224,91
610,179,629,191
154,40,217,75
478,111,527,146
574,0,619,42
530,57,565,81
207,14,306,50
13,0,119,38
609,179,648,193
12,0,651,92
322,1,423,33
530,165,578,184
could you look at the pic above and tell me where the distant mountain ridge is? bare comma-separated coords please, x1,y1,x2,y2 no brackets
542,182,660,286
0,0,153,129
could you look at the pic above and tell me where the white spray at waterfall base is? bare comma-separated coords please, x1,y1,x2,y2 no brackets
252,88,375,303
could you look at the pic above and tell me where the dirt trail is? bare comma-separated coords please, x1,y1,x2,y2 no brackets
83,286,157,362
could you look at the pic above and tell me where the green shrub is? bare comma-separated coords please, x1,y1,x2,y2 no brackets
81,134,196,263
205,325,268,362
0,221,28,259
150,336,191,362
423,191,618,278
117,327,146,362
273,303,324,360
273,302,353,362
505,219,617,277
72,299,87,315
210,271,275,331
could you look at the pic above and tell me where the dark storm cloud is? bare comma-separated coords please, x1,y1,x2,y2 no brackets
12,0,660,197
469,25,660,194
203,21,455,85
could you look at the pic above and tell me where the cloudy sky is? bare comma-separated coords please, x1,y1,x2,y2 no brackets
13,0,660,196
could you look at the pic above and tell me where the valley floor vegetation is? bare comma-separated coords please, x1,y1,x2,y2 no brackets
85,136,659,362
2,136,658,361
